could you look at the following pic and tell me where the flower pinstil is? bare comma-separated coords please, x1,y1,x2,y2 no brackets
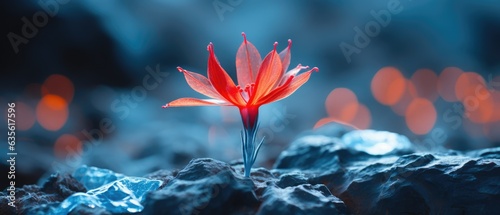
163,33,318,177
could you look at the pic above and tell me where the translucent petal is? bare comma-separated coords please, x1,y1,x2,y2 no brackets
163,98,229,108
207,43,245,106
178,67,223,100
279,39,292,74
258,67,318,105
236,33,262,87
250,47,283,105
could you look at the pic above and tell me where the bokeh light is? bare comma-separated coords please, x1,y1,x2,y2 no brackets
437,67,464,102
411,68,438,101
36,94,69,131
405,98,436,135
54,134,82,159
41,74,75,103
349,104,371,129
463,89,494,124
317,88,371,130
371,67,406,106
390,80,417,116
325,88,359,122
16,102,36,131
491,90,500,122
313,117,357,129
454,72,486,101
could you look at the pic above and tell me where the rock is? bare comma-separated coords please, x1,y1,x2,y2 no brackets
467,146,500,158
250,167,278,197
274,126,500,214
46,175,162,214
143,169,177,188
273,134,345,171
12,124,500,214
142,158,259,215
142,158,349,215
341,129,413,155
72,165,125,190
273,133,382,171
26,166,162,215
68,205,112,215
257,184,348,215
276,171,308,188
41,173,87,197
331,152,500,214
0,173,85,215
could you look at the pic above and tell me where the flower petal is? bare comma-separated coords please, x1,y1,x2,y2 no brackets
236,33,262,87
207,43,246,106
279,39,292,74
162,98,229,108
278,64,310,86
177,67,223,100
250,43,283,105
258,67,319,105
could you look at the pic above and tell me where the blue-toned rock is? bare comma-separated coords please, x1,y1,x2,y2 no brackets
274,125,500,214
72,165,125,190
257,184,348,215
25,167,162,215
7,124,500,215
0,173,85,215
51,177,162,214
142,158,259,215
341,129,413,155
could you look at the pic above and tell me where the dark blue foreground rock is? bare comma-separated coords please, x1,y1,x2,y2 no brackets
257,184,347,215
143,158,260,215
3,125,499,214
142,158,348,215
275,126,500,215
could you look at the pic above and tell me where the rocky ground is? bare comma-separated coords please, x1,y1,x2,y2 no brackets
2,124,500,215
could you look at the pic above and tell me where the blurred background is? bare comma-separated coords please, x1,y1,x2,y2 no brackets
1,0,499,188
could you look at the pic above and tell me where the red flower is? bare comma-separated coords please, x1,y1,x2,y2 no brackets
163,33,318,177
163,33,318,129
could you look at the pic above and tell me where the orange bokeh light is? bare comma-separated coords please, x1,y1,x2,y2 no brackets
462,90,494,124
36,94,68,131
391,80,417,116
411,68,438,101
491,90,500,122
371,67,406,106
54,134,82,159
313,117,358,129
437,67,464,102
16,102,36,131
325,88,359,122
454,72,486,101
349,104,372,129
42,74,75,103
405,98,436,135
317,88,371,130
